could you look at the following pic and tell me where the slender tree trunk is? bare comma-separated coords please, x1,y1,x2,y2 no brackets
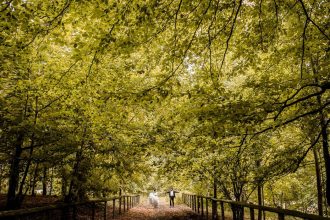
17,137,34,197
31,163,39,196
231,182,244,220
66,126,90,202
28,172,33,195
316,95,330,206
66,149,83,202
320,114,330,206
6,133,24,209
61,174,68,198
255,159,264,220
0,164,3,194
212,170,218,220
232,183,244,220
257,183,264,220
49,167,54,196
262,185,266,220
313,145,323,216
17,96,38,201
42,167,47,196
312,57,330,206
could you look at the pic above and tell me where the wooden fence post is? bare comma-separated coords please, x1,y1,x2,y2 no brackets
73,205,77,220
127,196,130,210
193,195,195,209
123,196,126,212
119,197,122,214
212,199,218,220
113,199,115,219
250,207,255,220
197,196,200,213
220,201,224,220
278,213,285,220
201,197,204,217
206,198,209,220
104,201,107,220
92,202,95,220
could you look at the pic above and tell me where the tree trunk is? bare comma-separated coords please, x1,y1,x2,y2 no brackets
16,96,38,202
255,159,264,220
313,144,323,216
212,173,218,220
66,144,84,202
17,137,34,198
6,133,24,209
231,204,244,220
312,57,330,206
320,114,330,206
65,126,89,202
257,183,264,220
0,164,3,194
61,174,68,198
49,167,54,196
31,163,39,196
231,182,244,220
316,94,330,206
42,167,47,196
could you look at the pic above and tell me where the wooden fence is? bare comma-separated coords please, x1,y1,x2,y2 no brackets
182,193,330,220
0,195,140,220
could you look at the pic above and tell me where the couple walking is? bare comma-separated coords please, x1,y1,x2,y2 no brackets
148,188,179,208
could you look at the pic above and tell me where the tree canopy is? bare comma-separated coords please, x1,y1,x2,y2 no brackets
0,0,329,216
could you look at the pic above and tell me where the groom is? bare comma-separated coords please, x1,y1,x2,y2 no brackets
167,188,179,207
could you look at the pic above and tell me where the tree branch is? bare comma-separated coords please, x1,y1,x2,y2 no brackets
22,0,72,49
274,83,327,120
300,18,309,79
38,94,66,112
53,59,82,89
0,0,13,12
254,101,330,136
258,0,264,50
298,0,329,40
219,0,243,72
142,0,212,94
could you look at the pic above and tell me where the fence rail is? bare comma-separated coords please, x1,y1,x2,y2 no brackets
0,195,140,220
182,193,330,220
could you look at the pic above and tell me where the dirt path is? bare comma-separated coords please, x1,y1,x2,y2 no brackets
112,197,200,220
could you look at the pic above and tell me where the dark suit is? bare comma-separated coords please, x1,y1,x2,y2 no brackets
167,190,179,207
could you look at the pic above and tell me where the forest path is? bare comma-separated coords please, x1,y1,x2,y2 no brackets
112,197,200,220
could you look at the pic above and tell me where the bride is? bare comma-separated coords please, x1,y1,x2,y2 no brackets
148,189,159,208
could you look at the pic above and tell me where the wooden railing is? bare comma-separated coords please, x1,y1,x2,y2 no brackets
0,195,140,220
182,193,330,220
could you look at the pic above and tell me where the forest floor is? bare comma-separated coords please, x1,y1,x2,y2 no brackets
112,197,200,220
0,194,60,211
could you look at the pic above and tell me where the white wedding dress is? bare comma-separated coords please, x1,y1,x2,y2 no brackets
149,191,159,208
